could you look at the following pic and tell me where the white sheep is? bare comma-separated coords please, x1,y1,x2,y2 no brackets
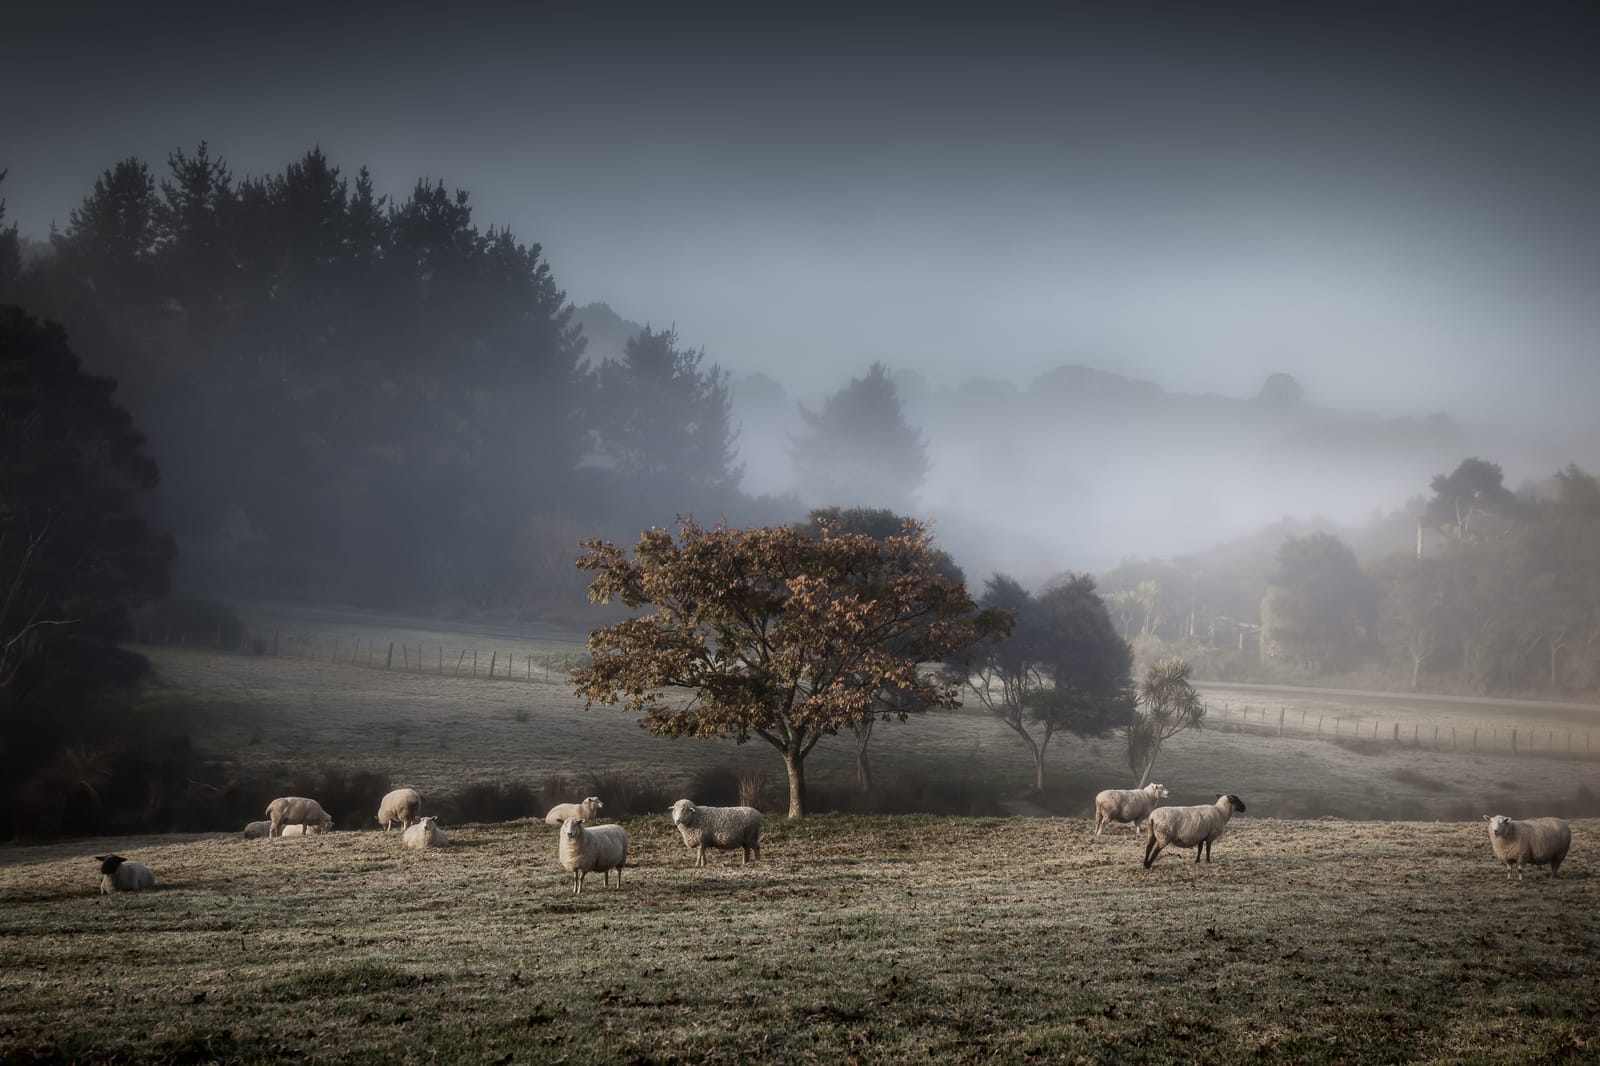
242,820,273,839
1144,794,1247,868
403,815,449,850
558,817,628,895
1484,815,1571,881
669,798,762,866
544,796,604,827
276,823,325,837
1093,783,1170,836
377,788,423,831
96,854,155,894
265,796,333,837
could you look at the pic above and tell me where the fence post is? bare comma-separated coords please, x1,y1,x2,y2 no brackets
1279,708,1284,736
367,643,374,667
454,649,466,676
527,655,532,680
1317,715,1323,734
473,650,478,678
490,651,498,679
386,642,394,669
403,644,409,670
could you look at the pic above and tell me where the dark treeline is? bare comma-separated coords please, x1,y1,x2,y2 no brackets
0,146,784,611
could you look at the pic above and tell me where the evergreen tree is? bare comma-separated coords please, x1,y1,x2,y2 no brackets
792,362,928,512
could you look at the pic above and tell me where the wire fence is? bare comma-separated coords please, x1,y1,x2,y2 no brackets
1209,701,1600,760
133,623,588,683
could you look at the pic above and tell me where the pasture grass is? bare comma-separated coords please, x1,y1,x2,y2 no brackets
2,816,1597,1063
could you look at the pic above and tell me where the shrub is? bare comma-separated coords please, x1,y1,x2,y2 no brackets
584,769,673,817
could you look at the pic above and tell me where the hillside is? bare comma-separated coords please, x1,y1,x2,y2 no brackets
2,815,1595,1063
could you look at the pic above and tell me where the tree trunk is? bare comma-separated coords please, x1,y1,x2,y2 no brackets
785,749,807,818
854,719,873,792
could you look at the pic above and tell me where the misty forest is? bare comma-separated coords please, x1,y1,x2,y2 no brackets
5,146,1600,832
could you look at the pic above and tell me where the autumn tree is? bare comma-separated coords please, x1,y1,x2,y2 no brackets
795,507,966,791
572,517,1006,817
1126,658,1205,786
959,572,1134,790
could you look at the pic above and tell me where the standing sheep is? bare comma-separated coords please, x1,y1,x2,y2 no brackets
403,815,449,850
669,799,762,866
95,854,155,894
377,788,423,831
1093,783,1170,836
1144,794,1247,868
544,796,603,827
558,818,628,895
1484,815,1571,881
265,796,333,837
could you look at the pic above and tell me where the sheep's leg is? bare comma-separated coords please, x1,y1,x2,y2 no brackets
697,846,706,867
1143,837,1162,869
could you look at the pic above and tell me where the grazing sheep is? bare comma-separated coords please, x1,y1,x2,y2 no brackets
96,854,155,894
276,823,324,837
1484,815,1571,881
544,796,604,827
1093,783,1170,836
377,788,423,831
265,796,333,837
669,798,762,866
558,818,628,896
242,820,273,839
1144,794,1247,869
403,815,449,850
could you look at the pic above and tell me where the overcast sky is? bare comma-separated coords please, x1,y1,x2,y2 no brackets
5,1,1598,434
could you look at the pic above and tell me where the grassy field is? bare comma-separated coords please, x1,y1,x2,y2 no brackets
6,606,1600,1061
2,815,1596,1063
135,623,1600,823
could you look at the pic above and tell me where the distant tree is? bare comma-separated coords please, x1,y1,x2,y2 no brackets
572,517,1005,817
1261,533,1375,671
959,572,1133,790
1256,372,1305,408
1,308,173,835
1126,658,1205,786
592,324,742,501
1425,458,1519,543
54,158,159,290
796,507,967,791
1371,553,1451,689
792,362,928,512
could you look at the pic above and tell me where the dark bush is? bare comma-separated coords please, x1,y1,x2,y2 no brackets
444,781,539,824
584,769,673,817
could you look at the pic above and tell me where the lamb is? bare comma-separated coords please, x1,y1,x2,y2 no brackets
403,815,449,850
377,788,423,831
265,796,333,837
96,854,155,894
276,823,324,837
558,817,628,896
242,820,273,839
1144,794,1247,868
1484,814,1571,881
1093,782,1170,836
669,798,762,866
544,796,604,827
